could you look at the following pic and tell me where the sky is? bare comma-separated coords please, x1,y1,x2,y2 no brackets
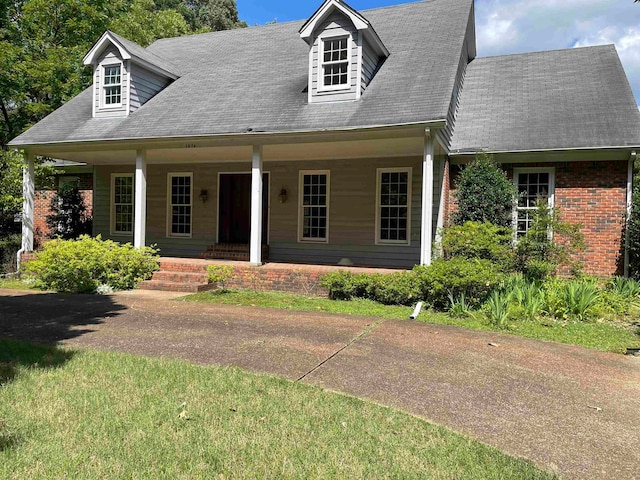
236,0,640,106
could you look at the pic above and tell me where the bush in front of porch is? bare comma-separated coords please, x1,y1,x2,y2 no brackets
24,235,159,293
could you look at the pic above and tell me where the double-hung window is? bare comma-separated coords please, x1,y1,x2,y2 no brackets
168,173,192,237
514,168,555,237
377,168,412,244
103,64,122,106
321,36,350,89
299,171,329,243
111,174,133,235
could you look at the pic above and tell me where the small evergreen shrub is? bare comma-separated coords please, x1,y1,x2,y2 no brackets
414,257,504,309
206,264,235,290
46,184,92,240
320,271,372,300
515,200,584,280
25,235,159,293
441,221,515,269
0,234,21,274
368,271,420,306
453,153,518,228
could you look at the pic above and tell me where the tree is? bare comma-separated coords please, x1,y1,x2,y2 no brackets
453,153,518,228
46,183,92,240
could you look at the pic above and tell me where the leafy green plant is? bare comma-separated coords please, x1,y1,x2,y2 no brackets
441,221,515,269
453,153,518,228
321,271,369,300
206,264,235,290
415,257,503,309
608,276,640,298
46,184,92,240
485,291,511,327
516,200,584,281
368,272,420,306
447,291,472,317
556,281,600,321
509,282,545,321
0,234,21,274
25,236,159,293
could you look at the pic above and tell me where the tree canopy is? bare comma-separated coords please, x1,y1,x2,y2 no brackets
0,0,245,238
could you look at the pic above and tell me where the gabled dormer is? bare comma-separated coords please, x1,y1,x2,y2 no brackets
83,31,180,118
300,0,389,103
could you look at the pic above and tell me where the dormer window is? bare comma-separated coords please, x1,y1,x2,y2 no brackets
321,36,350,90
103,65,122,107
300,0,389,104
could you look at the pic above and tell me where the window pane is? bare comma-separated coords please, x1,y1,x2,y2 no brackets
113,176,133,233
301,173,328,240
515,170,552,237
170,176,192,235
379,170,410,242
322,37,349,87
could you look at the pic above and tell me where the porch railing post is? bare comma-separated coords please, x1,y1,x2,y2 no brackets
420,129,434,266
134,149,147,249
250,145,263,265
21,150,35,253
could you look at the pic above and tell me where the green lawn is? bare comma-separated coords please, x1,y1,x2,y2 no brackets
0,277,34,290
0,339,554,479
181,290,640,354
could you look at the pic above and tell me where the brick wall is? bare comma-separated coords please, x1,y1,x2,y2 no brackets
34,173,94,245
446,160,628,277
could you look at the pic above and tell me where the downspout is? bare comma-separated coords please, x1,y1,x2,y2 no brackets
624,151,636,278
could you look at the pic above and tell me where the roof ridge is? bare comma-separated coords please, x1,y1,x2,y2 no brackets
151,0,432,45
474,43,615,61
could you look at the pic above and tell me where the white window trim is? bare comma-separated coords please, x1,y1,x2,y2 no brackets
375,167,413,246
166,172,193,239
513,167,556,237
110,173,134,236
298,170,330,244
101,62,123,109
317,34,352,93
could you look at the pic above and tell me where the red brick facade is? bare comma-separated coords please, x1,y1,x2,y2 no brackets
447,160,628,277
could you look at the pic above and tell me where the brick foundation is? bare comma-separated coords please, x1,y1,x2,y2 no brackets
447,160,628,277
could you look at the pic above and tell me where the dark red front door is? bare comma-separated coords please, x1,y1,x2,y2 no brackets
218,173,268,244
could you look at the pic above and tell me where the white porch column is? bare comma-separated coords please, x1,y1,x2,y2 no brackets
134,149,147,249
420,129,435,266
21,151,35,252
249,145,263,265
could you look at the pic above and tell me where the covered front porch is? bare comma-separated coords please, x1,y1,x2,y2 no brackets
20,124,447,272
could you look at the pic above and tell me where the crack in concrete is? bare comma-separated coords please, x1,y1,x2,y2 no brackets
296,319,385,382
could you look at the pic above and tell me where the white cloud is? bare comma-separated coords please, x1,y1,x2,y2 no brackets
475,0,640,104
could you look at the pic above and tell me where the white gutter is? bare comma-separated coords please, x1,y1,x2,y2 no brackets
451,145,640,156
625,150,636,278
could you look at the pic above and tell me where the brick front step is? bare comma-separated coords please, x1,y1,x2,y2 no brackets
201,244,269,261
138,280,214,293
152,271,208,283
199,252,250,261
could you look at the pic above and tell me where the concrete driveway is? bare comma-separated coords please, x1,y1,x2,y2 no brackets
1,288,639,479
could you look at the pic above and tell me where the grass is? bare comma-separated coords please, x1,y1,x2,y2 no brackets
0,277,35,290
181,289,640,354
0,339,554,479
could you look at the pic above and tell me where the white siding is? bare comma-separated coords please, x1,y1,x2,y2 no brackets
361,38,381,95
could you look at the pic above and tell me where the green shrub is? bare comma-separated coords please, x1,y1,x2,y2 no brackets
320,271,419,305
368,271,420,306
206,265,235,290
453,153,518,228
414,257,504,309
441,221,514,269
544,279,599,322
485,291,511,327
46,184,92,240
516,200,584,279
608,276,640,299
25,235,159,293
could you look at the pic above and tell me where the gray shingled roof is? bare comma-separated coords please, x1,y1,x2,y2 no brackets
10,0,473,146
107,30,181,77
450,45,640,153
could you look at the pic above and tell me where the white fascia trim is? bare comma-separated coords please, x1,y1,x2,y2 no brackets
300,0,368,42
12,120,448,149
84,31,131,65
451,145,640,155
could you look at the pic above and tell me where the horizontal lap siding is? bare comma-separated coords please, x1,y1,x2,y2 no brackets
93,165,134,243
311,13,358,103
94,47,128,119
94,155,440,268
130,65,170,112
361,39,380,94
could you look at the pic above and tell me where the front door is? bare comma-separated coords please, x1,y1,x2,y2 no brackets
218,173,269,244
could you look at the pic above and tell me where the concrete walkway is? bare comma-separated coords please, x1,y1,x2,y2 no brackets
1,288,639,479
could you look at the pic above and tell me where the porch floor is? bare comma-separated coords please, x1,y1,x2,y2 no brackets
139,257,402,294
